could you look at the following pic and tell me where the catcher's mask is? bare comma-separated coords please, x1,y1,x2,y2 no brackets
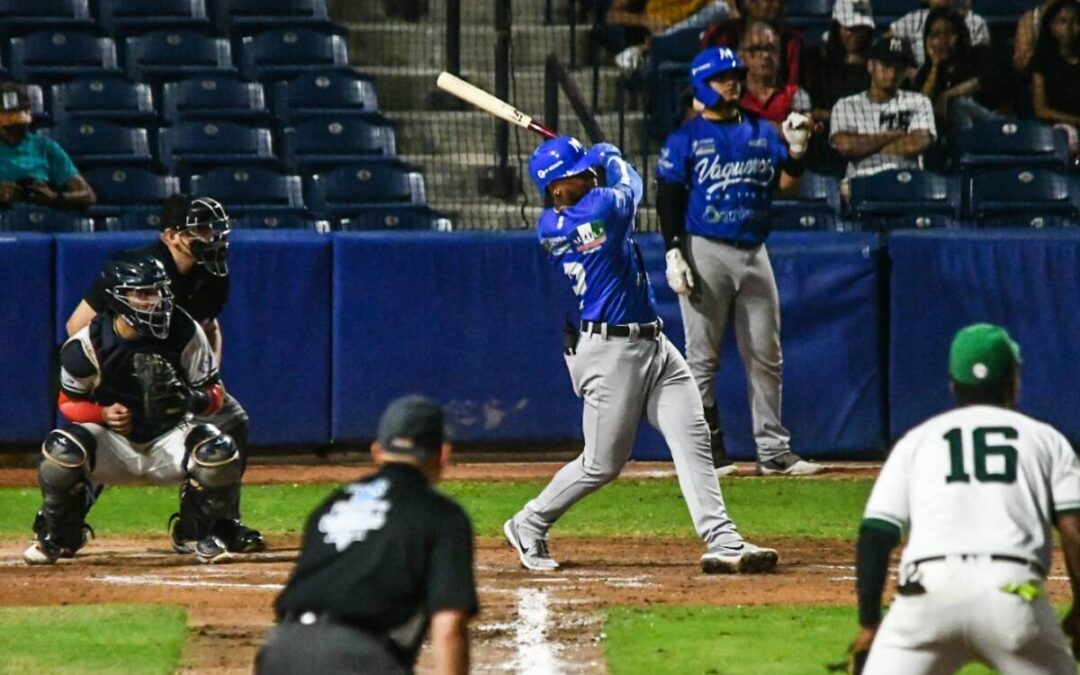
101,252,175,339
162,195,231,277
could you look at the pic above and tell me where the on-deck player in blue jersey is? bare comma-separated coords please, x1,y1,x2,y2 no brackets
657,46,822,477
502,136,779,575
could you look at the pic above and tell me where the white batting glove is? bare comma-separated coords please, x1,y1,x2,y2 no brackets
781,112,812,159
665,248,694,296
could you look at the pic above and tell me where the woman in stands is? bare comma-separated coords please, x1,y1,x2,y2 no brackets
1030,0,1080,157
888,0,990,69
1015,0,1059,74
914,8,999,134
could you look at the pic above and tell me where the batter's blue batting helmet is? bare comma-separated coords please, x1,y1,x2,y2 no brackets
690,47,746,109
528,136,594,196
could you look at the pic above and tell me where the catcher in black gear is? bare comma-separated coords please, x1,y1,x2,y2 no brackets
24,251,263,566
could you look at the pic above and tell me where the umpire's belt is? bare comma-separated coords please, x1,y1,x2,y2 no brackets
580,320,661,340
281,611,410,663
912,554,1045,577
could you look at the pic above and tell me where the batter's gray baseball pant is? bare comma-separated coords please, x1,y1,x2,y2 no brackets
518,329,742,549
681,235,790,462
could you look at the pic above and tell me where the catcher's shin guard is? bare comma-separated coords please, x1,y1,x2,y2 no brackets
30,427,98,563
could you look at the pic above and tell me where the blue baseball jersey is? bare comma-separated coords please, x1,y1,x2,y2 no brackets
656,114,788,245
537,152,657,325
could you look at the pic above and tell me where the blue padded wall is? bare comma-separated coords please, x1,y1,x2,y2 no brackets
0,234,54,442
889,230,1080,442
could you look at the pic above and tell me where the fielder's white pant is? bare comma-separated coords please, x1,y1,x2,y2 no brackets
865,557,1075,674
80,422,193,486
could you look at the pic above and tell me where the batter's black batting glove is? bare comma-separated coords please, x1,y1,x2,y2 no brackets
563,320,579,356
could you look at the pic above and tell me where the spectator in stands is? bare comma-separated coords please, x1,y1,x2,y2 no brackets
1031,0,1080,156
1015,0,1057,73
807,0,874,124
888,0,990,69
739,22,811,128
914,8,999,132
607,0,739,72
0,82,95,211
830,37,936,182
701,0,804,84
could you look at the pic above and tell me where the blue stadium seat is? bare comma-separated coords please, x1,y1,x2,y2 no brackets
83,167,180,216
45,120,153,168
966,169,1076,227
9,32,122,83
99,0,212,37
158,121,276,173
0,206,95,233
645,29,696,140
51,78,156,124
162,76,270,124
0,0,95,36
215,0,332,34
231,213,330,232
307,160,424,217
337,206,453,232
954,120,1070,173
786,0,832,18
188,167,305,216
273,72,379,124
282,117,396,171
849,169,961,231
769,172,840,231
101,208,163,231
972,0,1040,27
25,84,50,126
240,29,349,81
125,31,237,82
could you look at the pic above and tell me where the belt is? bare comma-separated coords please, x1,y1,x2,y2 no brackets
580,320,661,339
712,236,762,250
912,554,1045,577
281,611,410,663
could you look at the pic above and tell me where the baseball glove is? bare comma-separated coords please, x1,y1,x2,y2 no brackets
133,352,192,426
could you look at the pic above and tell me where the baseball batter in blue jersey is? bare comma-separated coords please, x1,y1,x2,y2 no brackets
503,136,779,575
657,46,822,477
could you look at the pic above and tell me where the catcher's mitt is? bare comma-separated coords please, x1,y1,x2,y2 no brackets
132,352,192,426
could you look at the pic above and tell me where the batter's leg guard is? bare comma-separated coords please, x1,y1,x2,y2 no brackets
25,427,97,565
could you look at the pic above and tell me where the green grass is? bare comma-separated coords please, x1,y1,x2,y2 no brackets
0,477,873,541
0,604,186,674
603,605,1038,675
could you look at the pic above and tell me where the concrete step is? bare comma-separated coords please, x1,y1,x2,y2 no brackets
330,0,571,25
361,65,626,115
392,110,644,154
347,23,593,69
437,201,661,231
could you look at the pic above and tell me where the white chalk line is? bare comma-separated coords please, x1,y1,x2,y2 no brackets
512,588,563,675
94,574,283,591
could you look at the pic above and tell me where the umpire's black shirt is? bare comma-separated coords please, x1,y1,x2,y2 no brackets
85,240,229,323
274,463,478,663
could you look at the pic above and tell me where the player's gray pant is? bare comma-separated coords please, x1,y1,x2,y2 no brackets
517,329,742,549
681,235,790,461
256,620,410,675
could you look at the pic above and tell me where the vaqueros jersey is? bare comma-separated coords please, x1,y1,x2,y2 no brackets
864,405,1080,574
537,154,657,325
657,114,789,245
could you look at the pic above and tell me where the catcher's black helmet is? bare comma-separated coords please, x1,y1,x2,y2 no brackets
101,251,174,339
161,193,230,277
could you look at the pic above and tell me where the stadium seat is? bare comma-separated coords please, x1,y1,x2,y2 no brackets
240,29,349,81
972,0,1040,28
0,0,95,36
100,208,163,231
282,117,396,171
872,0,916,24
769,172,840,231
231,213,330,232
125,31,237,82
273,72,379,124
9,32,122,83
158,121,276,173
849,169,961,231
83,167,180,215
51,78,156,124
337,206,453,232
954,120,1070,173
162,76,270,124
45,120,153,168
25,84,50,126
307,160,424,217
188,167,305,216
98,0,212,37
215,0,332,34
786,0,831,18
966,169,1076,227
0,206,95,233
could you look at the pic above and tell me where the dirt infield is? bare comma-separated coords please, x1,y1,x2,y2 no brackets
0,462,1070,674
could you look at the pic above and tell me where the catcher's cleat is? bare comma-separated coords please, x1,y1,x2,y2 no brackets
23,540,61,565
27,512,93,564
504,518,559,571
213,519,266,554
701,542,779,574
192,536,232,564
757,452,824,476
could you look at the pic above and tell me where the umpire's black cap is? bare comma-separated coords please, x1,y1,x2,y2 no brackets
377,395,446,458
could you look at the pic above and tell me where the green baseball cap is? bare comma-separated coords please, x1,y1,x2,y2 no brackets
948,323,1021,385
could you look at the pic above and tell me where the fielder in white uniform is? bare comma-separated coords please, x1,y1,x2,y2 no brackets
852,323,1080,674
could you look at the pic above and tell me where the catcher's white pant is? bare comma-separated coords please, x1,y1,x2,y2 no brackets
865,557,1075,674
78,422,193,486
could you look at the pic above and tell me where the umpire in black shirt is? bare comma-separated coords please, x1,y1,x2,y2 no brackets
256,396,478,675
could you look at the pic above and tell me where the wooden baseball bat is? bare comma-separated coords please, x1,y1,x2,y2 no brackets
436,72,558,139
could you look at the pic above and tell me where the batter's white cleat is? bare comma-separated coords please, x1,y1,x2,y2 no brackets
701,542,779,574
23,541,59,565
504,518,559,571
757,452,824,476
